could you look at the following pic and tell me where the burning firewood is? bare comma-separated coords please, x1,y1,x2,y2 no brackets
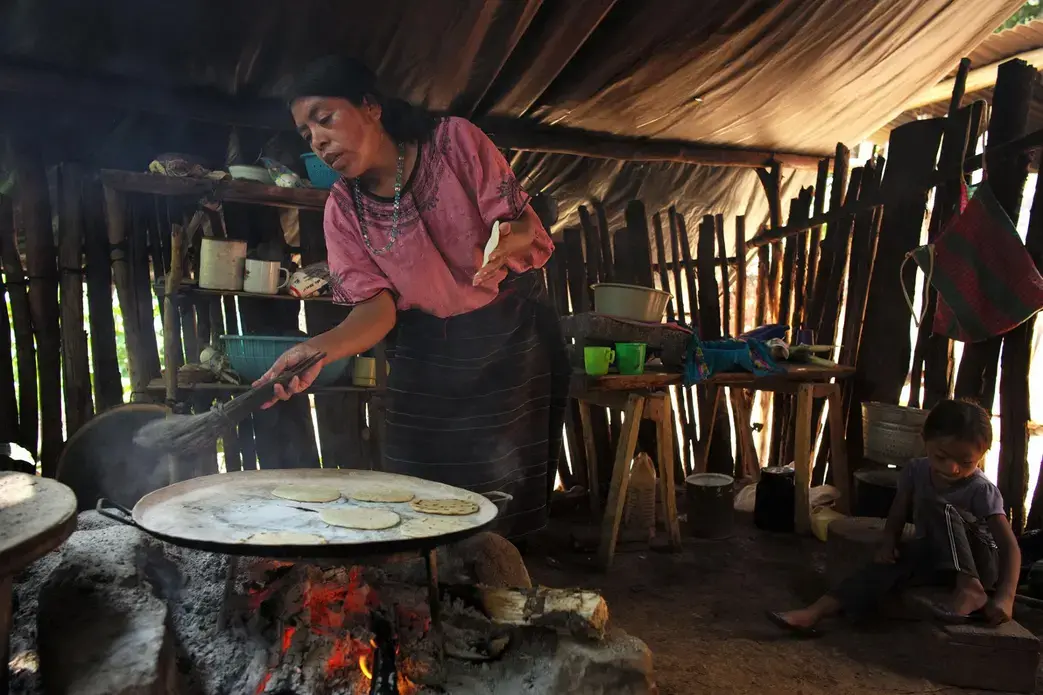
444,585,609,640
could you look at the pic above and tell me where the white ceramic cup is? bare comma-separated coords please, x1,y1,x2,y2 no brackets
288,268,330,298
243,259,290,295
198,238,247,291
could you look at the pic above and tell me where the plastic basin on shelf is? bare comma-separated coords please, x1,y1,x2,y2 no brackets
219,335,350,387
301,153,340,189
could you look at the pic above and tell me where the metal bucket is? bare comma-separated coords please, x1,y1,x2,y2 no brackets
198,238,247,291
685,473,735,539
861,401,927,466
591,283,672,322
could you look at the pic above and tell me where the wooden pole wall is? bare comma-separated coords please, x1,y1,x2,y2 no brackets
0,194,36,455
58,163,93,436
12,144,63,477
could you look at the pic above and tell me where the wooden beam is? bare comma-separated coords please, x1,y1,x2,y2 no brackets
903,49,1043,111
0,62,826,171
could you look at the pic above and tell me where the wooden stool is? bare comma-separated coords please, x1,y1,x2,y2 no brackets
576,390,682,570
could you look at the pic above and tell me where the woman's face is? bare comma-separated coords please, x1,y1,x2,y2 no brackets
291,96,384,179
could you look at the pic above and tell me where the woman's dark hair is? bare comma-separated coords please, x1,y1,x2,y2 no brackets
922,399,993,450
287,56,439,143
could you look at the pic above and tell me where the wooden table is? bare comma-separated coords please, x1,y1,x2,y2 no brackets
0,472,78,692
574,364,855,564
571,375,684,571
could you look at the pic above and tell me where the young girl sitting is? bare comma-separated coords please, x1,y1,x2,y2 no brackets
768,399,1021,637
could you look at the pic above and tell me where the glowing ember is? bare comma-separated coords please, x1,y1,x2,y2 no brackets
281,626,296,653
253,671,271,695
359,653,373,680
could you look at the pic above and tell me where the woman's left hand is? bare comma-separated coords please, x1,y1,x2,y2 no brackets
473,220,534,286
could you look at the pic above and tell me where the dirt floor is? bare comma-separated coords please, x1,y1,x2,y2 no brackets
527,516,1043,695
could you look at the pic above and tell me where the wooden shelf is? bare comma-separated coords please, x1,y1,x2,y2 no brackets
100,170,331,211
146,379,378,394
179,285,336,302
572,364,855,393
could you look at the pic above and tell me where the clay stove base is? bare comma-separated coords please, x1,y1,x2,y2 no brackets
7,512,656,695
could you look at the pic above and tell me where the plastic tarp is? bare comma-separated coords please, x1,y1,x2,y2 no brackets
0,0,1023,245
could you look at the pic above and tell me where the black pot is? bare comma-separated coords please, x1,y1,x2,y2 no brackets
754,466,795,533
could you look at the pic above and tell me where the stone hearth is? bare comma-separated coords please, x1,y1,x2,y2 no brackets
8,511,657,695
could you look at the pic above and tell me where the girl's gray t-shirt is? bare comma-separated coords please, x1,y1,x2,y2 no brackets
899,458,1005,541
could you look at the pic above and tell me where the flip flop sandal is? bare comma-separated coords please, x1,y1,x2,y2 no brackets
766,610,821,639
927,603,988,625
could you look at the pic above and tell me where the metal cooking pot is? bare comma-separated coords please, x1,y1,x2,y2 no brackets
591,283,672,322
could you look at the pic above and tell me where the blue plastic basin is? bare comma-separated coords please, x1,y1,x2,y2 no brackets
219,335,349,387
301,153,340,189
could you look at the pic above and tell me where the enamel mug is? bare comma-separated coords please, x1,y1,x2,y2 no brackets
243,259,290,295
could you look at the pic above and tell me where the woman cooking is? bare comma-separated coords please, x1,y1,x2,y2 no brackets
259,57,569,541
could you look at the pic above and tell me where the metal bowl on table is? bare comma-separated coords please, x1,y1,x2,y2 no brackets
591,283,671,322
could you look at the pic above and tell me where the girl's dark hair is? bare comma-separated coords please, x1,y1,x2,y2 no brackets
922,399,993,449
287,56,438,143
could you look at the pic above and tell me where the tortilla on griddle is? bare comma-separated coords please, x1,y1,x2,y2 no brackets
410,498,479,516
399,516,472,537
320,507,401,530
243,531,328,545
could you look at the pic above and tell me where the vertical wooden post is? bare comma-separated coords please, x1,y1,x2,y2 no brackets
793,384,815,534
0,195,34,452
104,185,149,400
593,201,615,283
954,60,1035,409
14,145,63,477
58,163,94,436
805,158,830,298
82,182,123,412
163,226,184,405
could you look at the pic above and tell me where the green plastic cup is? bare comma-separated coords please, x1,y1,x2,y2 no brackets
615,342,647,375
583,347,615,376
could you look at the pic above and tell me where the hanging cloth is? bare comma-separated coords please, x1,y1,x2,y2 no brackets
901,181,1043,343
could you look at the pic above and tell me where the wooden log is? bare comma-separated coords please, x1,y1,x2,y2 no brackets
856,118,946,406
58,164,93,436
82,182,123,412
14,145,63,477
593,201,615,282
104,185,151,401
734,217,747,336
651,212,687,476
755,244,769,327
163,226,184,405
807,145,853,337
0,209,17,439
130,200,161,381
448,585,609,639
667,211,689,324
561,227,588,314
999,160,1043,532
954,61,1036,410
623,200,654,288
910,102,979,408
714,214,730,337
578,205,603,286
791,188,812,330
651,214,675,323
696,215,733,475
805,159,830,297
0,195,36,453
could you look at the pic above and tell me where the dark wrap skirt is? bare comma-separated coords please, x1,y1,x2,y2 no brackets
383,271,569,539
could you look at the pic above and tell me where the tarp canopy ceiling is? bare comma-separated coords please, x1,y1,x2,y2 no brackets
0,0,1024,246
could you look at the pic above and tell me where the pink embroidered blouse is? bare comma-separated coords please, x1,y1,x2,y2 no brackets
323,117,554,318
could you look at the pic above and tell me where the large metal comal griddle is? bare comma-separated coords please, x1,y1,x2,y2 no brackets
97,469,506,627
97,469,501,559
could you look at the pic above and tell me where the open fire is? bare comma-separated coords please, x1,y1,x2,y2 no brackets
243,562,426,695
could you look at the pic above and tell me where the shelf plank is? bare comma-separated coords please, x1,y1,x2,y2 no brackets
180,285,335,303
146,378,376,394
100,170,331,211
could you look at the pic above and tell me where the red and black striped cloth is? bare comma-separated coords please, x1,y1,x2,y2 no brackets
907,182,1043,343
381,271,569,539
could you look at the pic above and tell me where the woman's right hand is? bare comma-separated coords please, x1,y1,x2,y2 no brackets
254,342,325,409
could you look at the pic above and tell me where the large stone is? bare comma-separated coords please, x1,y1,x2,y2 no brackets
551,629,656,695
37,524,181,695
924,620,1040,693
